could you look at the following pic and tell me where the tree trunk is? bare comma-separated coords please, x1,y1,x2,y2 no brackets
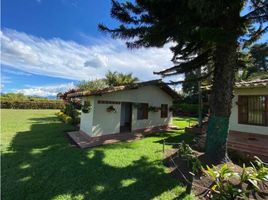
205,43,237,162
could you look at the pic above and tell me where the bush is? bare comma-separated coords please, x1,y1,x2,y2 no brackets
0,100,65,109
177,142,202,174
56,112,75,124
58,102,80,125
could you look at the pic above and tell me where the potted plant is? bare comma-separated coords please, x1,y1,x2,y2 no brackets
82,101,92,113
106,105,116,113
148,106,160,112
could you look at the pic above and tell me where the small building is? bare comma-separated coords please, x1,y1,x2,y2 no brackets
68,80,178,138
228,79,268,160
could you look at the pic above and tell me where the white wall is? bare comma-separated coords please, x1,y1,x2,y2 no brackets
80,97,94,136
229,87,268,135
91,98,121,136
89,85,173,136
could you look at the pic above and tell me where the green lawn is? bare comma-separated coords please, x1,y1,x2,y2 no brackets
1,109,197,200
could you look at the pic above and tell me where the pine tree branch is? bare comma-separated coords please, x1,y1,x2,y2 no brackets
242,2,268,19
243,25,268,47
154,50,212,76
167,70,214,85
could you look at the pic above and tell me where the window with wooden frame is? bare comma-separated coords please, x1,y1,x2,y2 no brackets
161,104,168,118
238,95,268,126
137,103,148,120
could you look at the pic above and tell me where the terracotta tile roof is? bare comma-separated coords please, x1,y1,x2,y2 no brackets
235,79,268,88
67,79,180,99
201,79,268,91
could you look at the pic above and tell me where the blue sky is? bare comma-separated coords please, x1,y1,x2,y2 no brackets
1,0,268,97
1,0,175,97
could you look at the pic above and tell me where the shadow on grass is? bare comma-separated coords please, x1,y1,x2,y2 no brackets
2,117,183,200
151,131,195,149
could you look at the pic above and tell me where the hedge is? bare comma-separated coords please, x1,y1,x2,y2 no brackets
0,100,65,109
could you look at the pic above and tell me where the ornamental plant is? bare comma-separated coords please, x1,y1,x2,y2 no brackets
106,105,116,113
148,106,159,112
82,101,92,113
177,142,202,174
202,157,268,199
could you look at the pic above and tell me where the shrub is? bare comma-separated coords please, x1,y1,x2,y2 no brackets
177,142,202,174
58,102,80,125
0,100,65,109
56,112,74,124
61,103,80,118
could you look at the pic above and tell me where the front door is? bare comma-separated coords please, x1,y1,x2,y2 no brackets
120,102,132,133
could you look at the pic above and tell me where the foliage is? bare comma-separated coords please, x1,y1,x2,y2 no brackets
242,71,268,81
182,70,199,95
81,101,92,113
202,164,245,200
106,105,116,113
77,79,107,91
148,106,159,112
105,70,139,86
2,110,195,200
247,156,268,190
76,71,139,92
250,43,268,72
237,43,268,81
0,92,52,101
99,0,267,77
56,112,74,124
0,100,64,109
60,102,80,124
177,142,202,174
172,103,208,116
99,0,268,161
202,157,268,199
0,93,65,109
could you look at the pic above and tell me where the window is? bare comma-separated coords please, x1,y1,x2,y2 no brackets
161,104,168,118
238,95,268,126
137,103,148,120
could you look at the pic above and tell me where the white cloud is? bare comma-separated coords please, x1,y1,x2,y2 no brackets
1,28,175,81
1,75,12,90
14,82,75,97
1,75,12,84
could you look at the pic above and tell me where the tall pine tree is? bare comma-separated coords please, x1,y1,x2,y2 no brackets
99,0,268,162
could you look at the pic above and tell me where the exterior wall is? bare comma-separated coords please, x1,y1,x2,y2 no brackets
80,97,95,136
229,87,268,135
91,98,121,136
89,85,173,136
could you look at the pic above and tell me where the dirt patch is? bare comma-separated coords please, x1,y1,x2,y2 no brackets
164,150,268,200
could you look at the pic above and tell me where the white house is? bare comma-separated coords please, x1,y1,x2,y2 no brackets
68,80,179,137
227,79,268,160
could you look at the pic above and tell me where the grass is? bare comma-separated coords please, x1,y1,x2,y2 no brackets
1,109,197,200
